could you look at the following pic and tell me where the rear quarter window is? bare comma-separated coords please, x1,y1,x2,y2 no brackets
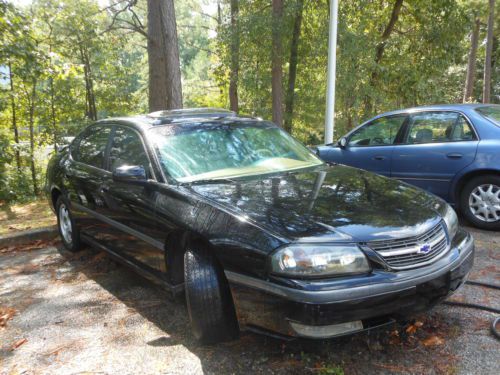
476,106,500,127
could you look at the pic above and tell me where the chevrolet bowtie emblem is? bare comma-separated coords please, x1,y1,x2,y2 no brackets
417,244,432,254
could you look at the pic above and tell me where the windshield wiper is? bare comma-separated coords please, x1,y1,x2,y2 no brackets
180,178,236,186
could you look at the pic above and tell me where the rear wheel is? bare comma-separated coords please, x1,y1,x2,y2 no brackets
460,175,500,230
56,197,83,252
183,241,239,344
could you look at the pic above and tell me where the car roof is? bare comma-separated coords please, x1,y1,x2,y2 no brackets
95,107,263,132
374,103,499,118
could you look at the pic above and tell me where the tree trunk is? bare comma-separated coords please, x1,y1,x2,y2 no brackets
48,37,58,149
284,0,304,133
463,17,480,103
161,0,183,109
147,0,169,111
86,50,97,120
483,0,495,103
8,62,21,172
28,79,39,196
79,44,97,121
49,76,58,148
272,0,284,127
147,0,183,111
364,0,403,116
229,0,239,112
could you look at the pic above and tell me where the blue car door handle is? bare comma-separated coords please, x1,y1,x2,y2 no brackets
373,155,386,161
446,153,463,159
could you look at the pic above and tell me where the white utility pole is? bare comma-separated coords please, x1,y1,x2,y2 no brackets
324,0,339,144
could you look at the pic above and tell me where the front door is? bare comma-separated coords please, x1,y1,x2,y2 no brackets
391,111,479,200
99,125,167,273
323,114,408,176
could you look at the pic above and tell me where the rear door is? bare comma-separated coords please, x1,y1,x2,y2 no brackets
65,125,113,237
391,111,479,200
323,114,407,176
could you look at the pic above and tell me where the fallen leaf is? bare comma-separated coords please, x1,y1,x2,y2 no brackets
10,338,27,350
406,325,417,334
405,320,424,335
0,307,16,327
422,335,444,347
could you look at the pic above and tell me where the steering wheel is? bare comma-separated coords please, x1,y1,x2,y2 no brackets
242,149,274,165
372,137,385,145
255,149,273,158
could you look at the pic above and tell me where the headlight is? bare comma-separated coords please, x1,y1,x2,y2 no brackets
443,204,458,239
270,244,370,277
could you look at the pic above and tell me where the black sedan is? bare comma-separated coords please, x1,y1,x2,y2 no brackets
45,108,474,343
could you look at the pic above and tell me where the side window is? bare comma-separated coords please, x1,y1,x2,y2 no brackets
406,112,477,144
349,115,407,147
74,127,112,169
109,127,151,175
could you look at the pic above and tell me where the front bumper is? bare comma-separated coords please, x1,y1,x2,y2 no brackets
226,229,474,339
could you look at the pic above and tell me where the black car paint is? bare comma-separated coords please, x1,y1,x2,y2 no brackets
46,116,474,339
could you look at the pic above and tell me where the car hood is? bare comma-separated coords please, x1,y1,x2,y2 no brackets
189,164,445,242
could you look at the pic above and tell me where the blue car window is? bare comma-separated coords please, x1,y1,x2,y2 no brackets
349,115,406,147
406,112,476,144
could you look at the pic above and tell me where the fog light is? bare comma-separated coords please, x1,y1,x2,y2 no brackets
289,320,363,338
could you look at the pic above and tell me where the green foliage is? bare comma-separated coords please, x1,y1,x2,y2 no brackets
0,0,498,202
215,0,497,144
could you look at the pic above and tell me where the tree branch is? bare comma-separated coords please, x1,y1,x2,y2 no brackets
375,0,404,64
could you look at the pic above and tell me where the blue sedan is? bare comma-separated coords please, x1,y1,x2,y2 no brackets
317,104,500,230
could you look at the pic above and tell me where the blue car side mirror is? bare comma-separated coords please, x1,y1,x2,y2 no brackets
338,137,348,148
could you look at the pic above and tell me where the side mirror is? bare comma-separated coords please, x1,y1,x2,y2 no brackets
55,144,68,153
112,165,147,183
338,137,348,149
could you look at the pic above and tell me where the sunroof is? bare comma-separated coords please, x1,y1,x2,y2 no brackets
147,108,236,119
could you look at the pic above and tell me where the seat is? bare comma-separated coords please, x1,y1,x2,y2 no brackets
445,125,454,140
414,128,433,143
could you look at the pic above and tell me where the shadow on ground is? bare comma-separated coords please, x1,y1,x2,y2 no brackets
0,226,499,374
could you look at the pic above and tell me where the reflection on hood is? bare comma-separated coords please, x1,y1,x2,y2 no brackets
190,165,443,242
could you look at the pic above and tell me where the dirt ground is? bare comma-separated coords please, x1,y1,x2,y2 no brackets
0,200,55,236
0,225,499,375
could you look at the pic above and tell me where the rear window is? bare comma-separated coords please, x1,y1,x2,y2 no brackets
476,106,500,127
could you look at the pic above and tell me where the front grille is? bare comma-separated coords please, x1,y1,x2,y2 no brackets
367,222,449,270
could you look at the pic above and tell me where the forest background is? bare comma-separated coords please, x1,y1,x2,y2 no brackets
0,0,498,202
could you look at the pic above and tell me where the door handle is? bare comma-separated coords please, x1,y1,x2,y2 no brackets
373,155,386,161
446,153,463,159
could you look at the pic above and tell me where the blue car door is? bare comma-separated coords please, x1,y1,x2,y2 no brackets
391,111,479,200
321,114,408,177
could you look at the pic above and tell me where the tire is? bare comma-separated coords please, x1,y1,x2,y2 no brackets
184,241,239,344
460,175,500,230
56,196,83,252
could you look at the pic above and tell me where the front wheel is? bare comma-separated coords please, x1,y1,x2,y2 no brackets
184,241,239,344
460,175,500,230
56,197,83,252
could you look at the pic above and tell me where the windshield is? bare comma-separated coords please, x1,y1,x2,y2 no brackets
476,106,500,127
149,122,323,183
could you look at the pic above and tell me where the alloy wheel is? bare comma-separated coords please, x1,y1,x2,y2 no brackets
59,203,73,244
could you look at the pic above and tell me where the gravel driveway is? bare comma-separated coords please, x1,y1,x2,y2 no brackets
1,225,499,375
